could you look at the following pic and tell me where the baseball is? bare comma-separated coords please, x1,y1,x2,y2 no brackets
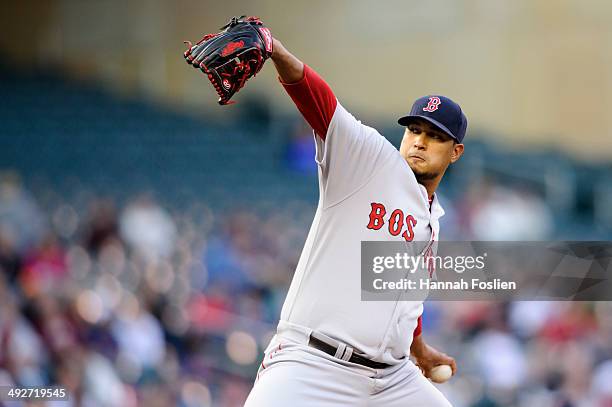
429,365,453,383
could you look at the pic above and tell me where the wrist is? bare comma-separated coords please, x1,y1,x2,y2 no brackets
271,38,283,60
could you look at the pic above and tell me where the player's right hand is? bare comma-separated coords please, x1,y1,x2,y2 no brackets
413,343,457,383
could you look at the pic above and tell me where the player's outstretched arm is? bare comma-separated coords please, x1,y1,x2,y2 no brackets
270,38,337,139
271,38,304,84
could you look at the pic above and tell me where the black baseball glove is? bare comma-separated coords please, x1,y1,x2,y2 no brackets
183,16,273,105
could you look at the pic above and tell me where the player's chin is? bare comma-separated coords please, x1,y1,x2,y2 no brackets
411,166,439,182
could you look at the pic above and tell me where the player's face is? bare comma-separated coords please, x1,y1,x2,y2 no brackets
399,119,464,183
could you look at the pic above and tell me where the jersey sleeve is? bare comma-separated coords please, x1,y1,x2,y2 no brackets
280,65,396,206
315,103,396,206
280,64,336,139
413,315,422,337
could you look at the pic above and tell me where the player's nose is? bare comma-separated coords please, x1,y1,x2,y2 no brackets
412,134,427,149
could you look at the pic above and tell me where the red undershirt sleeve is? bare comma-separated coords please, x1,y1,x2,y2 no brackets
279,64,337,140
413,315,422,338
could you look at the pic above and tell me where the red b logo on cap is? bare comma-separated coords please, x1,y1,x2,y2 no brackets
423,97,441,112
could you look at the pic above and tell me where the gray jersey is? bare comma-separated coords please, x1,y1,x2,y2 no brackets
279,102,444,364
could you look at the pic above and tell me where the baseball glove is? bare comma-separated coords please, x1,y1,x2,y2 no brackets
183,16,273,105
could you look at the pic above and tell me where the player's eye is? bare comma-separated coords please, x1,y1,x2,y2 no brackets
409,126,421,134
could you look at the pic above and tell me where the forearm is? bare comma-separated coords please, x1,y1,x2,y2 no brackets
271,38,304,84
270,38,336,138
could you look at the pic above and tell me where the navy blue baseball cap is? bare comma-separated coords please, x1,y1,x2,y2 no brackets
398,95,468,143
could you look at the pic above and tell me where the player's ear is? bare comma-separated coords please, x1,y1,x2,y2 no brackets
450,143,464,164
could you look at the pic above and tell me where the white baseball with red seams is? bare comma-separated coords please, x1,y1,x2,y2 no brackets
430,364,453,383
245,65,451,407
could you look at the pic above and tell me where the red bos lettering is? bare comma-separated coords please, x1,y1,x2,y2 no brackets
366,202,417,242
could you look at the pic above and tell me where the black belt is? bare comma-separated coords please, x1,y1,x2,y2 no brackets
308,334,391,369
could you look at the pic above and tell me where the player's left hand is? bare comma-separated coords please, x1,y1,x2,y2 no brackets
183,15,274,105
412,342,457,383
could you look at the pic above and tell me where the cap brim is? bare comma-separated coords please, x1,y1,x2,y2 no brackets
397,115,459,142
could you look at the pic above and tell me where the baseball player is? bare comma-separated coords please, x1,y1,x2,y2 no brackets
198,25,465,404
242,35,467,406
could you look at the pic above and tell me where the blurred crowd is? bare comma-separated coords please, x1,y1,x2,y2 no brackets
0,171,611,407
0,172,302,406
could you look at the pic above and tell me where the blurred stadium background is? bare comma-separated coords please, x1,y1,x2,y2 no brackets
1,1,612,406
